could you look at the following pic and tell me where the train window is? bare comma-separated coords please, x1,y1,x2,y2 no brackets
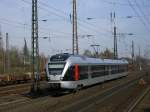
121,65,125,72
119,65,122,73
63,65,89,81
111,65,115,74
63,66,75,81
48,63,65,75
118,64,127,73
105,66,109,75
123,65,128,72
122,65,123,72
78,66,88,80
125,65,128,71
118,65,120,73
50,53,71,62
111,65,119,74
91,65,105,78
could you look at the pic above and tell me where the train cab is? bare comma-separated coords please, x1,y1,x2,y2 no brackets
46,53,73,88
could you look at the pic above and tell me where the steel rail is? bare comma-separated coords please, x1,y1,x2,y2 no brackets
55,75,145,112
126,87,150,112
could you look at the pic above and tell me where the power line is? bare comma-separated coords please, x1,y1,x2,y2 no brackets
0,16,132,39
128,0,150,33
0,18,98,40
21,0,113,40
38,0,112,33
134,0,150,25
31,0,112,34
21,0,72,25
101,0,150,7
38,1,112,35
31,0,150,21
140,1,150,19
21,0,97,36
0,17,72,36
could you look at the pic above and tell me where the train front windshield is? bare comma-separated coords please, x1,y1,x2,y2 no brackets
48,63,65,75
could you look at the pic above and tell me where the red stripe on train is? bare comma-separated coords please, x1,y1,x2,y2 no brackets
75,64,79,81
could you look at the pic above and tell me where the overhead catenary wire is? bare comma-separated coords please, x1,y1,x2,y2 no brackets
38,0,112,33
2,0,150,38
20,0,97,37
21,0,113,36
0,19,97,40
141,1,150,20
0,18,106,40
100,0,150,7
14,0,150,38
0,17,72,36
38,3,112,36
128,0,150,33
134,0,150,25
1,0,150,56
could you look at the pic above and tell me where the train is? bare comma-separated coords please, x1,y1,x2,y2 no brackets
45,53,128,90
0,72,46,86
0,73,31,86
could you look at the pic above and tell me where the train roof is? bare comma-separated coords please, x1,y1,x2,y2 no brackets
50,53,128,65
68,55,128,65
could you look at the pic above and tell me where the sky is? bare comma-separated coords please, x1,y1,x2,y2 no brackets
0,0,150,58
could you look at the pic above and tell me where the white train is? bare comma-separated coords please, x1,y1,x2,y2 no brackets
45,53,128,90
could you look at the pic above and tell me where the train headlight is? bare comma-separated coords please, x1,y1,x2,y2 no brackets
48,77,50,81
60,77,63,80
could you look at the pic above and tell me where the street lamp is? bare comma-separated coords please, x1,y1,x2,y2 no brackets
40,37,48,39
79,34,95,38
86,18,93,20
39,19,48,22
128,33,134,36
126,16,133,19
41,19,48,22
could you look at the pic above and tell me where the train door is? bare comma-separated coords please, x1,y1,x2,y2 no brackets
88,65,91,79
104,65,107,81
87,65,92,85
76,65,89,87
107,65,112,80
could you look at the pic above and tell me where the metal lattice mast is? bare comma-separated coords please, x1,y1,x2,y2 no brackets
6,33,10,73
0,25,4,73
114,26,118,59
132,40,134,64
72,0,78,55
31,0,40,92
111,12,118,59
0,25,3,49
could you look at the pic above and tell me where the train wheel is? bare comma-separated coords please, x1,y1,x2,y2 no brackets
73,84,83,93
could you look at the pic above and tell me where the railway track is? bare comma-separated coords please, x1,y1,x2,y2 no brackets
55,74,146,112
126,87,150,112
0,83,31,91
0,81,49,96
0,83,31,96
0,71,147,112
0,86,30,96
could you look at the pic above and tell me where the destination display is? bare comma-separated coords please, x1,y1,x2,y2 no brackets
48,63,64,69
